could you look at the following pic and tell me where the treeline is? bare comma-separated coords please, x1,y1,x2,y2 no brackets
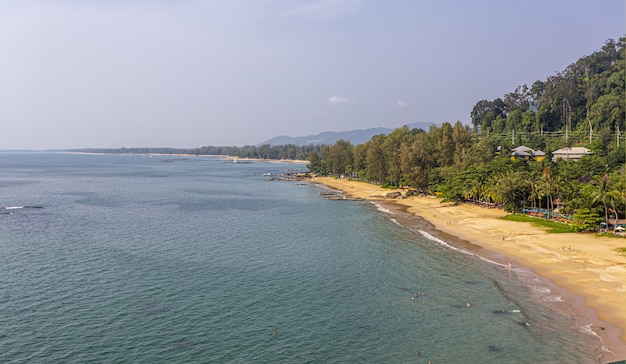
69,144,322,160
471,37,625,157
308,121,625,230
308,38,626,230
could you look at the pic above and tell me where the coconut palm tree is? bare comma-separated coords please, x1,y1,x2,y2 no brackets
591,175,611,228
527,170,542,210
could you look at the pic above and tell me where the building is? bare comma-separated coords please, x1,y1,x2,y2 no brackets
510,146,546,162
551,147,592,162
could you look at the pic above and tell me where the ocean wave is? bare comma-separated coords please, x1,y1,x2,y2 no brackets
1,206,43,210
418,230,474,257
372,203,515,272
370,202,400,225
370,202,392,214
523,277,564,302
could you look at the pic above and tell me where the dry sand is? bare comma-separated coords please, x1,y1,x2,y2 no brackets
313,176,626,361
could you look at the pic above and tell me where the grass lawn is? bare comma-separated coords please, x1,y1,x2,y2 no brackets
501,214,575,234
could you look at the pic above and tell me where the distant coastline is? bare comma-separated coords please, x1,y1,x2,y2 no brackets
49,150,309,164
312,176,626,362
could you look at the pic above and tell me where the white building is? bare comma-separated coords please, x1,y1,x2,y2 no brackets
551,147,592,162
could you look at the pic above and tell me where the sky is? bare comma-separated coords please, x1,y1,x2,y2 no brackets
0,0,624,149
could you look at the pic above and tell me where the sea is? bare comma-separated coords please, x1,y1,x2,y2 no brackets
0,152,608,363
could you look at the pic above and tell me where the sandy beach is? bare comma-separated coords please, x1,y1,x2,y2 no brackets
313,176,626,362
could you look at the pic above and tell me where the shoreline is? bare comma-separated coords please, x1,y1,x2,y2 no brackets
312,177,626,362
59,151,309,164
222,155,307,164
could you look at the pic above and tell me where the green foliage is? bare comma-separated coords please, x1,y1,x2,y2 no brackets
309,37,624,234
307,150,325,175
471,37,625,151
501,214,575,233
572,208,604,232
71,144,323,161
322,139,353,176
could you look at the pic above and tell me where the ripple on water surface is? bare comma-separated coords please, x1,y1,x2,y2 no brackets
0,153,606,363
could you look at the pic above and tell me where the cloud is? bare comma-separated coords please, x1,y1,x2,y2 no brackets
396,100,406,107
328,96,354,105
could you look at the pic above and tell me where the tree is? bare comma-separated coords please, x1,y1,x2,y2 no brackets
382,126,410,186
572,208,604,232
591,175,613,227
324,140,353,177
365,135,387,183
307,150,324,175
492,170,529,212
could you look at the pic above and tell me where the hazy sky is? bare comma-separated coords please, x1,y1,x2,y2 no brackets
1,0,624,149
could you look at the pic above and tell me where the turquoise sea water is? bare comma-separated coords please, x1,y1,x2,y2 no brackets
0,152,607,363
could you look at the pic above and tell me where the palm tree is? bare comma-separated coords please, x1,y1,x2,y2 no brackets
493,170,528,213
541,167,555,218
528,170,542,210
539,168,567,219
606,190,622,231
466,178,482,205
591,175,610,228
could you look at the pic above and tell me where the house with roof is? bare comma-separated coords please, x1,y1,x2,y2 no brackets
510,146,546,162
551,147,592,162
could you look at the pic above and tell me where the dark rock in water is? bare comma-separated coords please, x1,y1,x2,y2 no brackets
492,310,508,315
487,345,501,352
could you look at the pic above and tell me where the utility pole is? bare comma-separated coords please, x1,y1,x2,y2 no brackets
563,100,571,143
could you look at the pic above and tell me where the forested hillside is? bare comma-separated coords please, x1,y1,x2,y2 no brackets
309,38,625,230
470,37,624,159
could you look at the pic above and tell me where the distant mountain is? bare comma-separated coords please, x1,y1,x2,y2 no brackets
259,122,437,146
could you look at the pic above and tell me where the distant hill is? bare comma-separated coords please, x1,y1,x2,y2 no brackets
259,122,437,146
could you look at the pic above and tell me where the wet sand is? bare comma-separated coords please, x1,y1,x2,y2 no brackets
312,177,626,362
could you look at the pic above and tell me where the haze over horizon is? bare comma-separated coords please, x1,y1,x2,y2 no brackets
1,0,624,150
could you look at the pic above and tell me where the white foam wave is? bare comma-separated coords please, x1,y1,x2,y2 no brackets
581,323,611,354
418,230,527,271
542,294,564,302
368,202,513,271
532,286,551,294
371,202,392,214
3,206,24,210
418,230,472,256
370,202,399,224
527,282,564,302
